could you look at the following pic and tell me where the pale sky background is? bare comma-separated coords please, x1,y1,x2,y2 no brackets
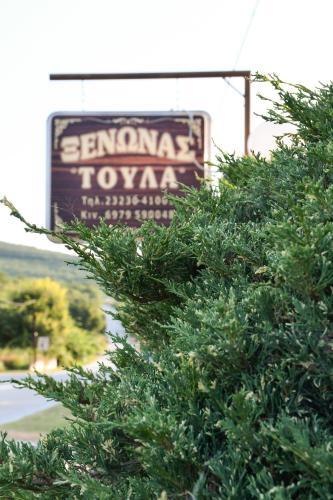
0,0,332,253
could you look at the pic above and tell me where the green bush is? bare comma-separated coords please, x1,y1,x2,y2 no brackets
62,326,106,365
1,76,333,498
0,348,31,371
3,357,29,371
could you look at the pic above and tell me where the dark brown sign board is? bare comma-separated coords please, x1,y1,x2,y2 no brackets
47,112,210,232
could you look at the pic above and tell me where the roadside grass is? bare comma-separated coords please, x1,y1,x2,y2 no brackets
1,404,72,442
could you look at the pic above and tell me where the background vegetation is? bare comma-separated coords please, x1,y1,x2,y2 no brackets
0,241,85,283
0,245,107,369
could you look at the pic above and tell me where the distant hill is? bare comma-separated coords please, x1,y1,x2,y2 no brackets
0,241,88,283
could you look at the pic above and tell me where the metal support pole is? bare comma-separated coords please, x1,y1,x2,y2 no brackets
33,330,38,367
244,76,251,155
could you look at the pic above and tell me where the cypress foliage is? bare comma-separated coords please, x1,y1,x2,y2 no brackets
1,76,333,498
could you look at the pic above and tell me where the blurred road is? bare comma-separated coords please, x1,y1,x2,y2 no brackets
0,306,126,425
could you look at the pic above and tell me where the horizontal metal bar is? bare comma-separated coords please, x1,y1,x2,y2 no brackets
50,70,251,81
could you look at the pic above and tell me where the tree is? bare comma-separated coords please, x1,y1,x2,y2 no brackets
0,278,70,353
1,76,333,498
0,278,106,366
67,284,105,334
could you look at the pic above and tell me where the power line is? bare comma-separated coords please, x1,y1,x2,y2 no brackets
234,0,261,68
223,77,244,97
223,0,260,98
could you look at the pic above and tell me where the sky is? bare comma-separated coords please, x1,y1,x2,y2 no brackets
0,0,332,252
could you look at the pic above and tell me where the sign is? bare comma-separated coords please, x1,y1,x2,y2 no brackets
47,112,210,230
37,336,50,352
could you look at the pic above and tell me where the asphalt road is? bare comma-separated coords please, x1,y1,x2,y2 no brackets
0,306,126,425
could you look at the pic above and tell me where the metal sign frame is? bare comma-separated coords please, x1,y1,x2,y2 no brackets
49,70,251,155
